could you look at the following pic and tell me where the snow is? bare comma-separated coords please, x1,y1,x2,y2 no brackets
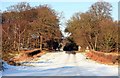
0,71,2,78
2,51,118,76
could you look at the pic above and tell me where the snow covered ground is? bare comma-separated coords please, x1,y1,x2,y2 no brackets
2,51,118,76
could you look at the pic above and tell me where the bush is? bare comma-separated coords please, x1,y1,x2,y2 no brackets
86,51,119,65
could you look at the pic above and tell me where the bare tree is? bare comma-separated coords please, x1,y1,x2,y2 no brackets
7,2,31,12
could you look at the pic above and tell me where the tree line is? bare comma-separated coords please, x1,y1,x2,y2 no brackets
65,1,120,52
2,2,63,52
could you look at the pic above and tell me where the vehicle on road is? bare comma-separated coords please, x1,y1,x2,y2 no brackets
65,51,76,55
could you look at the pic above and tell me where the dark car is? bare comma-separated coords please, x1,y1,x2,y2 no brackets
65,51,76,55
63,42,78,54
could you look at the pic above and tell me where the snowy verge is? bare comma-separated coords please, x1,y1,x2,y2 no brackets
2,52,118,76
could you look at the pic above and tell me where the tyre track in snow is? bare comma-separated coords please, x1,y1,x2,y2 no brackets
55,52,81,75
54,52,71,75
72,53,87,75
67,53,82,76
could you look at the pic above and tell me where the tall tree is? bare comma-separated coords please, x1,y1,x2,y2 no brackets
87,1,112,50
65,1,119,52
2,3,62,52
88,1,112,20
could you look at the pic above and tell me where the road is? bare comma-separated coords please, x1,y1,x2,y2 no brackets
3,51,118,76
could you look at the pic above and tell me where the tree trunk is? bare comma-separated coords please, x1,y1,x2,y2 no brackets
95,35,98,51
40,36,42,50
84,36,92,50
27,37,30,48
88,35,94,50
18,35,20,52
23,38,24,48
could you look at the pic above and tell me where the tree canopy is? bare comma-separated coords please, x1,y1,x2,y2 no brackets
2,2,63,52
65,1,119,52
